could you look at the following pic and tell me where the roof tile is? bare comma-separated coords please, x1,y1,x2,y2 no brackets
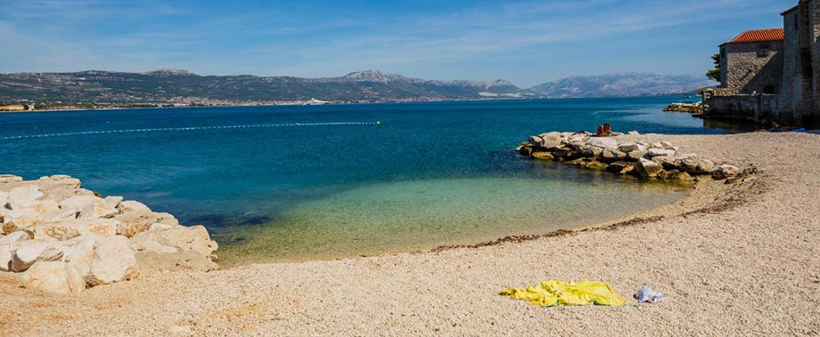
726,28,785,44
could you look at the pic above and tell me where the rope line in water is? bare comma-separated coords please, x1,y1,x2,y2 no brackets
0,121,380,140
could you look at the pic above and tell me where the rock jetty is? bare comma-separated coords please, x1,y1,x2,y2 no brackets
663,102,704,114
518,132,746,182
0,174,218,294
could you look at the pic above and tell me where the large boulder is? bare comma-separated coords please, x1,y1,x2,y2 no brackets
600,149,626,163
31,217,119,241
647,148,676,158
0,191,9,211
119,200,151,213
606,161,635,175
7,186,43,209
586,137,618,151
10,240,65,272
626,150,648,162
87,235,138,286
115,210,178,238
538,132,563,149
63,235,99,277
618,142,646,153
60,195,118,219
712,164,740,180
19,261,81,294
636,159,664,178
0,175,23,183
129,225,217,256
0,231,30,271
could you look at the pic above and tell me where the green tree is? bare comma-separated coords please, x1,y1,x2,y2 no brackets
706,53,721,82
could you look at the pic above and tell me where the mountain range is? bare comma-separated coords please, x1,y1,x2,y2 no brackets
0,70,715,105
530,72,716,98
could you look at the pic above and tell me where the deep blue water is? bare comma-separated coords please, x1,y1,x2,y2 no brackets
0,97,744,262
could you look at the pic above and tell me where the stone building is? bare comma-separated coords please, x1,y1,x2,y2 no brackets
707,0,820,126
718,28,784,95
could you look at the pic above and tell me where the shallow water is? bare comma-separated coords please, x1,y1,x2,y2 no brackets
0,97,736,264
219,175,687,265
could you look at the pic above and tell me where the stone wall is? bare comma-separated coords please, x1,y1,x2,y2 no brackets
810,0,820,120
705,94,780,124
722,42,784,95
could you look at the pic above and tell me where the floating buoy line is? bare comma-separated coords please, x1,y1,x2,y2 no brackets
0,121,382,141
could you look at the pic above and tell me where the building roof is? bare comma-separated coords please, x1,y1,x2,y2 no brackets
725,28,785,45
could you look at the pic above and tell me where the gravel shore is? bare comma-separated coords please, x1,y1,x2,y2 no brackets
2,132,819,336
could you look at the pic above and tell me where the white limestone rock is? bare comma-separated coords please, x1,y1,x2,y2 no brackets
63,235,100,278
60,195,118,219
713,164,741,179
129,225,217,256
8,185,43,209
618,142,646,153
104,196,123,209
118,200,152,213
20,261,76,294
0,231,31,271
11,240,65,272
536,132,563,149
637,158,664,178
129,231,179,254
149,223,177,231
627,150,648,161
87,235,138,286
586,137,618,151
115,210,178,238
647,148,676,158
0,191,9,210
0,175,23,183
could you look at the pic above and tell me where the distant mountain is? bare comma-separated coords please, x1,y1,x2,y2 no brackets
529,73,716,98
0,69,529,104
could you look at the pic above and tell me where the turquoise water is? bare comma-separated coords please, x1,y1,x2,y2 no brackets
0,97,738,263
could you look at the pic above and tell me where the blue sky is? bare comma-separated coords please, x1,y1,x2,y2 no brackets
0,0,795,87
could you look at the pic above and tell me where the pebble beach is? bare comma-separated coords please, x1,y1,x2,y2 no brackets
1,131,819,336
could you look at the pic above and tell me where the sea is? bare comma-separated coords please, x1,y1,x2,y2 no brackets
0,96,749,265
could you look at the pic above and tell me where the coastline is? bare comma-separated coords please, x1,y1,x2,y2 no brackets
0,95,695,114
2,132,819,336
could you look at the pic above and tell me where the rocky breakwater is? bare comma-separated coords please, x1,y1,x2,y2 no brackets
664,102,704,114
518,132,747,182
0,174,218,294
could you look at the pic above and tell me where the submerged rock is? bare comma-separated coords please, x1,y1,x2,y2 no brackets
532,152,555,161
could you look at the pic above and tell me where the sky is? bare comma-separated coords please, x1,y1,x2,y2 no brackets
0,0,796,87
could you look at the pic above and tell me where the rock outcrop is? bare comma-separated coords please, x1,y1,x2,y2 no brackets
517,132,749,182
0,175,219,294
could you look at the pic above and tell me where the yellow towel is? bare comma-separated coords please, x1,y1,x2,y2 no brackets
500,280,627,307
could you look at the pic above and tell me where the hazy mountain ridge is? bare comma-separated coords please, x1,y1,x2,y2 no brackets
0,70,715,105
0,70,525,103
530,72,716,98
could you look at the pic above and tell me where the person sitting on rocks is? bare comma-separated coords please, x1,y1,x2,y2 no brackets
596,123,613,137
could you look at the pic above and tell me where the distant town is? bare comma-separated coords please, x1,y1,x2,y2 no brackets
0,70,713,112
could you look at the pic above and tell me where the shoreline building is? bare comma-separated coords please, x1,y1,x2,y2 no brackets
706,0,820,126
